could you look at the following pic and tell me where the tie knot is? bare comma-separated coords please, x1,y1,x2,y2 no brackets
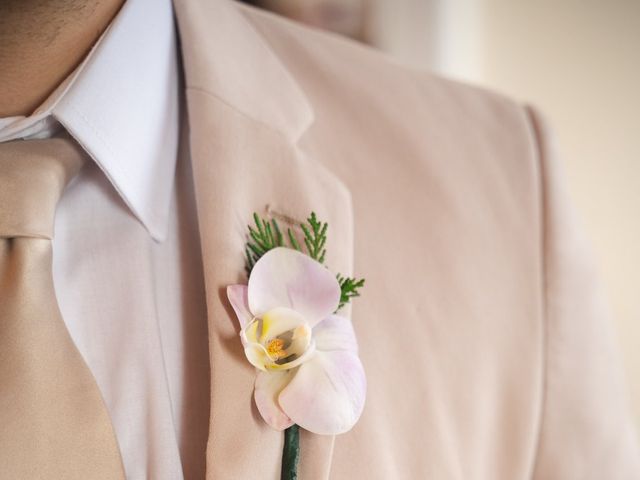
0,136,86,239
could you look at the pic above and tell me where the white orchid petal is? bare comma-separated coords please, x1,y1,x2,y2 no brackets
244,345,269,371
279,351,366,435
254,370,295,431
240,319,260,345
227,285,253,328
313,315,359,353
260,307,307,343
248,247,340,326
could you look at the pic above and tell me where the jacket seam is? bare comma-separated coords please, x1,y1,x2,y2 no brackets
525,104,550,480
185,85,295,141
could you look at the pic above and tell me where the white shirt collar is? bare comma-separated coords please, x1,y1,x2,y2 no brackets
0,0,178,242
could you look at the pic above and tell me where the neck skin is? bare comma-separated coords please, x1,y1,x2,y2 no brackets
0,0,125,117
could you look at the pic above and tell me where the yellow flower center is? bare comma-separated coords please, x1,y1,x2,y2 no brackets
266,338,287,359
240,307,316,371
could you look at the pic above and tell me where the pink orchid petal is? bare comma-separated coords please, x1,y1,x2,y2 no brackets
313,315,359,353
254,370,295,431
279,351,366,435
248,247,340,326
227,285,253,328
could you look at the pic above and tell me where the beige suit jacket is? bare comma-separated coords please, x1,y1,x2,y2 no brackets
173,0,640,478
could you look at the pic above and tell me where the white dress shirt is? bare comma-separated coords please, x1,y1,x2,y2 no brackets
0,0,210,478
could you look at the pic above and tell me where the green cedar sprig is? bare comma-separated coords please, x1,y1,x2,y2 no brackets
300,212,327,263
244,212,364,310
245,213,284,275
336,274,366,311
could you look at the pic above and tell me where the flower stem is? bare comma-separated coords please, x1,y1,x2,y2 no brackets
281,424,300,480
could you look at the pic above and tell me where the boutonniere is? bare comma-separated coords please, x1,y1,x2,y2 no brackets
227,212,366,479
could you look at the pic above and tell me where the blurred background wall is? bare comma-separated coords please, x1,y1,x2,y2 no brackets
248,0,640,433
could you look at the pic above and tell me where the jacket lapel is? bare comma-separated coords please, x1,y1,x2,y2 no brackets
173,1,354,477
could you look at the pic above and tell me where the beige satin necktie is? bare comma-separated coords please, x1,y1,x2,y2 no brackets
0,137,125,479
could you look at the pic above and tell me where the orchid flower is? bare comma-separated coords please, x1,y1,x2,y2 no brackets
227,247,366,435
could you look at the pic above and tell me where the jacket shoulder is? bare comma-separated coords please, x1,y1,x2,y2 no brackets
236,1,529,136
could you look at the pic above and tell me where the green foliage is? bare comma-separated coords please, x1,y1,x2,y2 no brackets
246,212,326,273
300,212,327,263
245,213,284,274
287,228,301,252
245,212,364,310
336,274,366,311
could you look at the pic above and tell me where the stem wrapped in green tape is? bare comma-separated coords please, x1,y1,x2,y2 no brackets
281,424,300,480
